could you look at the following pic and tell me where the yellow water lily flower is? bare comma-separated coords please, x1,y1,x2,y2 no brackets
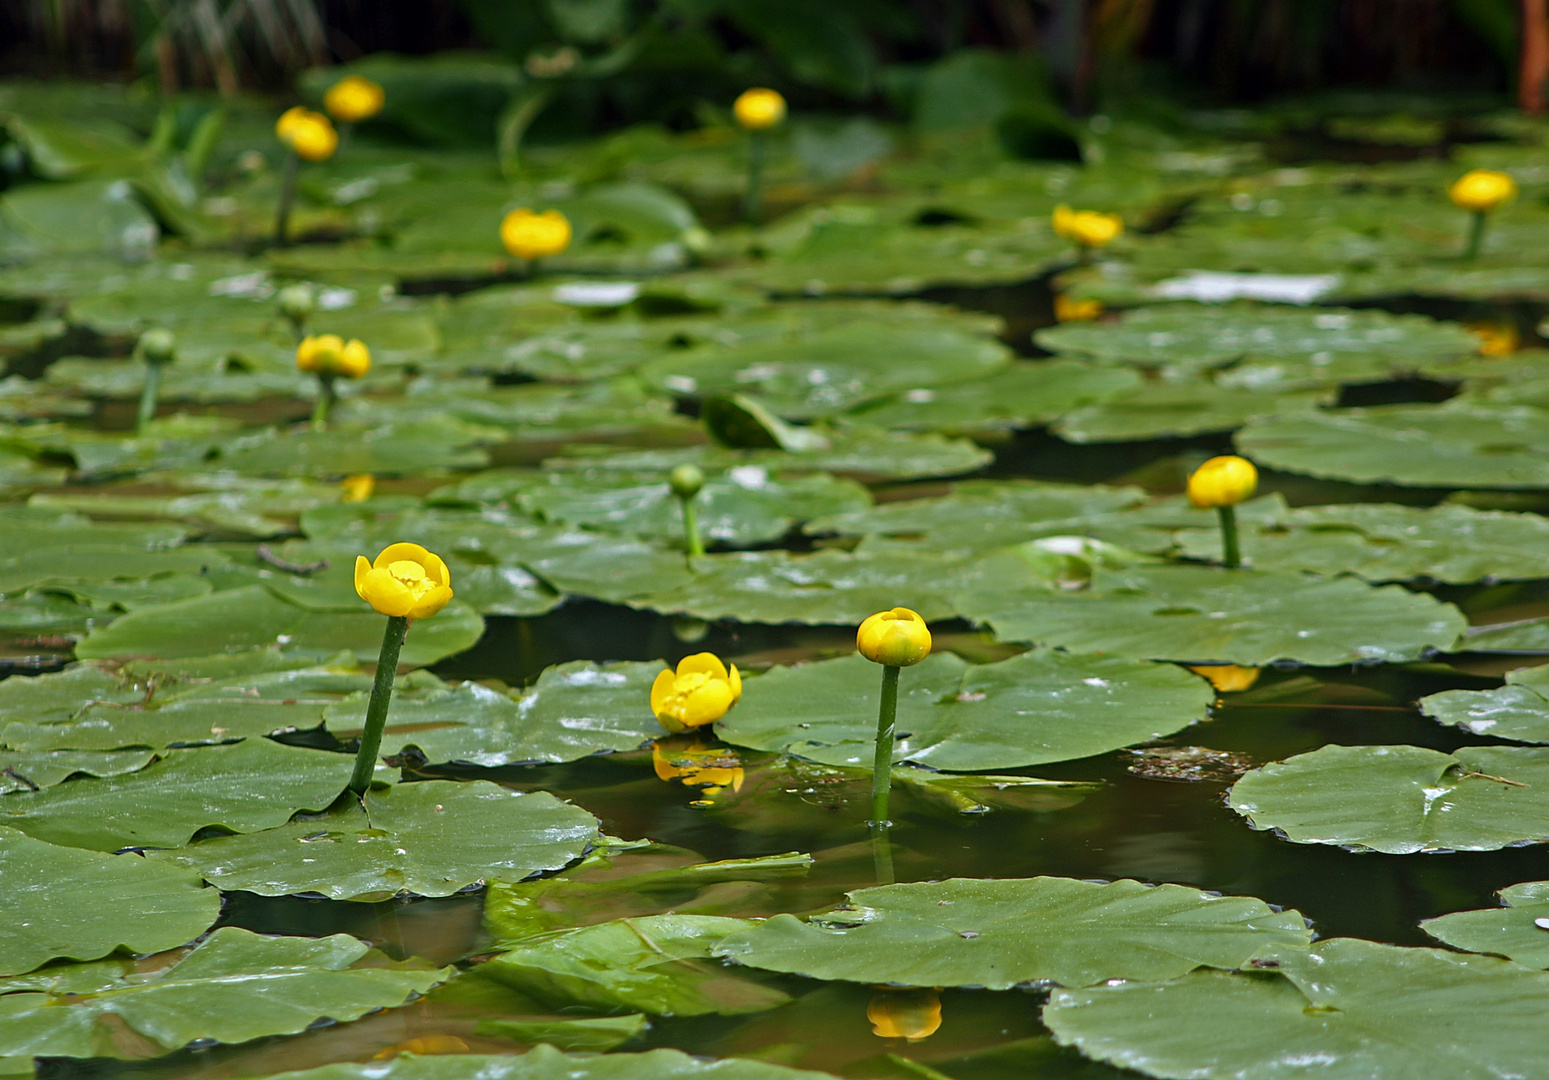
651,653,742,733
1052,204,1123,248
868,989,943,1041
1449,169,1516,213
1054,293,1104,322
734,88,787,130
354,543,454,620
275,106,338,162
324,75,385,123
1187,455,1258,509
296,334,371,379
339,474,374,503
857,608,932,668
1468,322,1519,357
500,208,572,260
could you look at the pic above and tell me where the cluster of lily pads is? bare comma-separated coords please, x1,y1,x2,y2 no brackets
8,67,1549,1080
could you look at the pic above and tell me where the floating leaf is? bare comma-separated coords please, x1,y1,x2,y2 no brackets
1421,664,1549,743
1236,404,1549,489
0,749,156,792
481,915,789,1017
254,1046,838,1080
719,651,1211,771
0,737,358,851
1054,379,1327,443
960,565,1465,664
151,780,597,902
1044,938,1549,1080
0,926,446,1061
1422,881,1549,968
852,360,1140,434
1228,743,1549,854
475,1013,649,1052
714,877,1309,990
0,826,218,976
75,586,484,666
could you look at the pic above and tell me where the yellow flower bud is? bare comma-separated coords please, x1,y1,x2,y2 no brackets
324,75,385,123
868,990,942,1042
1449,169,1516,213
1052,204,1123,248
296,334,370,379
353,542,453,620
1468,322,1519,357
500,208,572,260
650,653,742,733
275,107,338,162
339,474,374,503
1054,294,1104,322
857,608,932,668
1187,455,1258,509
734,88,787,131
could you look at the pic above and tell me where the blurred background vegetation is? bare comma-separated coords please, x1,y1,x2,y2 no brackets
0,1,1527,123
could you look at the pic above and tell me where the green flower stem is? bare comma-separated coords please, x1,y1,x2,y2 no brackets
311,373,336,430
871,664,900,825
1464,210,1487,260
136,363,162,434
678,493,705,559
273,149,300,248
743,129,766,224
1218,504,1241,569
347,614,409,798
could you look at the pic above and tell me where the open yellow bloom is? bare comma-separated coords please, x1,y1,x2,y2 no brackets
868,989,943,1041
324,75,385,123
354,543,453,620
500,208,572,260
651,653,742,733
275,107,338,162
857,608,932,668
296,334,371,379
1052,204,1123,248
1187,455,1258,509
1449,169,1516,213
734,88,787,130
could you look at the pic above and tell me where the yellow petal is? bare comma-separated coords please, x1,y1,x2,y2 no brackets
728,663,741,702
360,567,415,617
677,652,728,680
373,541,433,571
353,555,372,601
407,584,454,621
680,679,734,727
650,668,678,720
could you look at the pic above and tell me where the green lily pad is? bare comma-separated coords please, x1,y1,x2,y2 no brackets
851,360,1141,434
961,565,1466,664
0,926,446,1061
255,1046,837,1080
214,417,498,478
475,1013,649,1052
1462,618,1549,652
150,780,597,902
1422,664,1549,742
1054,379,1328,442
1175,501,1549,583
1036,304,1476,380
1227,743,1549,854
0,749,156,792
480,914,789,1017
714,876,1310,990
0,826,218,976
1422,881,1549,968
31,475,356,538
357,661,665,767
0,737,359,851
638,304,1011,419
440,467,870,548
75,585,484,666
719,650,1212,771
1043,938,1549,1080
1235,404,1549,489
0,416,263,479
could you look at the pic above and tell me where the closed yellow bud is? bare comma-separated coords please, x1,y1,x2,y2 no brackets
650,653,742,733
1449,169,1516,213
324,75,385,123
857,608,932,668
276,107,338,162
500,208,573,261
353,542,453,620
1054,294,1104,322
734,88,787,131
1187,455,1258,509
296,334,370,379
1052,204,1123,248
